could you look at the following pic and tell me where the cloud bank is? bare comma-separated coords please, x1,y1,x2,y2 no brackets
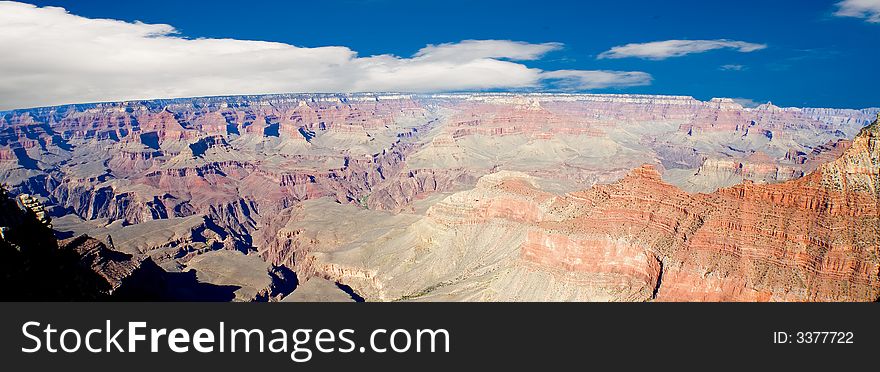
835,0,880,23
0,1,651,110
731,98,763,108
541,70,653,90
598,39,767,60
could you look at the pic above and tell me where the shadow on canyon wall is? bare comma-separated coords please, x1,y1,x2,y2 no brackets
0,184,240,301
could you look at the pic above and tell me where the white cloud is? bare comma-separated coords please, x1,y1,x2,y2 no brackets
413,40,563,62
835,0,880,23
719,64,747,71
731,98,762,108
598,39,767,60
540,70,652,90
0,1,651,110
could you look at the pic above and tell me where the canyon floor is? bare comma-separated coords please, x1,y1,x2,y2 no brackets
1,93,878,301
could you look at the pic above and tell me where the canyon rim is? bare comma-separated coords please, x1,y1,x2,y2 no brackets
1,93,878,302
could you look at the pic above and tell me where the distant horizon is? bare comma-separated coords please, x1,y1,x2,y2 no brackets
3,91,879,114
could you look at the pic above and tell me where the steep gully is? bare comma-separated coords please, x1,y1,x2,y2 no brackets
1,94,878,301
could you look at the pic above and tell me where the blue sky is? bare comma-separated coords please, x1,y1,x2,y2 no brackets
3,0,879,109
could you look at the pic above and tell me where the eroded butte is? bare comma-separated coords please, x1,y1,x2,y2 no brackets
1,93,877,301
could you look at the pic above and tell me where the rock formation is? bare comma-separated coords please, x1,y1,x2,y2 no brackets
295,113,880,302
1,93,877,301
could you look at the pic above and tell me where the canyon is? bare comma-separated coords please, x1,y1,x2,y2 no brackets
0,93,877,301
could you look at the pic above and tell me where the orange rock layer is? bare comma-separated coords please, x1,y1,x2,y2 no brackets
512,118,880,301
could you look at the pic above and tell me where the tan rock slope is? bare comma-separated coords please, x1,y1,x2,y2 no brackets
306,115,880,301
1,93,878,301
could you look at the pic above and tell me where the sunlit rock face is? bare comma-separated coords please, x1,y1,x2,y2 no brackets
1,93,877,301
